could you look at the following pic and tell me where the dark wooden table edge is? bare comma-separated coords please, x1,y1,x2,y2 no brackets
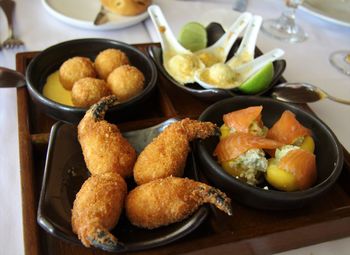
17,86,41,255
15,48,350,255
184,216,350,255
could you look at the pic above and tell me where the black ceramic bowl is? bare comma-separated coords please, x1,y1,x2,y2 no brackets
196,96,343,210
38,119,208,252
26,38,158,124
148,23,286,102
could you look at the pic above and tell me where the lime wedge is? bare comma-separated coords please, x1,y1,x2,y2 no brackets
238,62,274,94
178,22,207,52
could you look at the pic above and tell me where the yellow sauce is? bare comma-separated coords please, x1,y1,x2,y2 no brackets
227,50,253,69
43,71,74,106
164,53,204,84
196,51,221,67
199,63,242,89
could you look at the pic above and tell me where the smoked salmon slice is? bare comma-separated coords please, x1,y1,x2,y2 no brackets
223,106,263,133
278,149,317,190
214,132,284,163
267,110,311,144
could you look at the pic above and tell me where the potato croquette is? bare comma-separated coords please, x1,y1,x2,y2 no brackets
133,118,217,185
95,48,130,80
107,65,145,102
78,95,137,178
126,177,232,229
101,0,151,16
59,56,96,90
71,77,111,108
72,172,127,248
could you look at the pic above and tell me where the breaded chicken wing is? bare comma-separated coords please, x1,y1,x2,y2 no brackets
72,172,127,249
125,176,232,229
133,118,217,185
78,95,137,178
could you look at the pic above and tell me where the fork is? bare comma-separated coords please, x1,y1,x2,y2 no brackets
0,0,24,49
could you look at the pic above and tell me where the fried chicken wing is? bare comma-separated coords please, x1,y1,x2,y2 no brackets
72,172,127,249
125,176,232,229
133,118,217,185
78,95,137,178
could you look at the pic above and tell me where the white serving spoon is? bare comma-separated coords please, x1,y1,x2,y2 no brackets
193,15,265,90
236,48,284,79
195,12,252,65
227,15,262,69
148,5,204,84
195,48,285,90
148,5,191,56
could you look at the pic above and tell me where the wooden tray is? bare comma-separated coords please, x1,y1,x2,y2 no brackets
16,43,350,255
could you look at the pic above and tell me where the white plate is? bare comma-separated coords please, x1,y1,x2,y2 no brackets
300,0,350,28
42,0,149,30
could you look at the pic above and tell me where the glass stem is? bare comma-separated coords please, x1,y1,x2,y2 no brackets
277,7,298,34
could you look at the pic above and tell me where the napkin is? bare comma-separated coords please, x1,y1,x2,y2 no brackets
0,89,24,255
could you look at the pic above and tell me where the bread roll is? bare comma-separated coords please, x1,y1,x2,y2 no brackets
101,0,151,16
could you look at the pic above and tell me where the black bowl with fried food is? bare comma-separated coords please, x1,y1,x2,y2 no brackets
148,22,286,102
26,38,157,124
37,119,209,252
196,96,343,210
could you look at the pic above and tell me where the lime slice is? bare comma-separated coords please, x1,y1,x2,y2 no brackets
238,62,274,94
178,22,207,52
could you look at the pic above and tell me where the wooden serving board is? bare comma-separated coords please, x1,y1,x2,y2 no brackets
16,43,350,255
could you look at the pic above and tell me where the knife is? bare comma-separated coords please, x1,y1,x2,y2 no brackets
93,5,109,25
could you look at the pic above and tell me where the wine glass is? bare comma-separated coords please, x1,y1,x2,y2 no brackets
329,50,350,76
261,0,307,43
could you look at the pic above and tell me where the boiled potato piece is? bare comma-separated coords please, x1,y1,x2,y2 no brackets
299,135,315,154
266,159,298,192
266,147,317,192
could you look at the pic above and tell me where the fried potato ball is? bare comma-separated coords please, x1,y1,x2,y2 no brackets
101,0,151,16
94,48,130,80
71,77,111,108
72,172,127,248
59,56,97,90
107,65,145,102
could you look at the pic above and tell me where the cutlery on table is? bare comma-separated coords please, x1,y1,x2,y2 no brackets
0,67,26,88
0,0,24,48
271,82,350,105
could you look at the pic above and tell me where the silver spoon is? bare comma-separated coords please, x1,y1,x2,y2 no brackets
0,67,26,88
271,82,350,105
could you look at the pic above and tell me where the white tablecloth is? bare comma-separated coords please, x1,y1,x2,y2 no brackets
1,0,350,254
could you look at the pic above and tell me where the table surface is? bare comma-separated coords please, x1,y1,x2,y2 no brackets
1,0,350,254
